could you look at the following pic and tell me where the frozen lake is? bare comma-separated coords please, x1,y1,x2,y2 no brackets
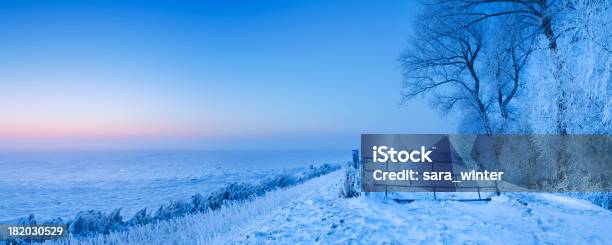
0,150,349,222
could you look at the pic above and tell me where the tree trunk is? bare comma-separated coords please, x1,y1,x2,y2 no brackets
476,98,493,135
540,0,567,135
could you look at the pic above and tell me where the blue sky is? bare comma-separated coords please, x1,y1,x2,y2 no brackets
0,0,456,150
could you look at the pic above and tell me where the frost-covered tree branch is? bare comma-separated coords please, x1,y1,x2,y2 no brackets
400,10,494,134
405,0,610,134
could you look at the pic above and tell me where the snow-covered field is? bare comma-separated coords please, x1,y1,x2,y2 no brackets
0,150,349,222
43,169,611,244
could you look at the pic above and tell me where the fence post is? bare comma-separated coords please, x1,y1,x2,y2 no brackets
352,149,361,197
352,149,359,169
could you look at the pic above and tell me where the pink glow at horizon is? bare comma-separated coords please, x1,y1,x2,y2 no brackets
0,122,201,138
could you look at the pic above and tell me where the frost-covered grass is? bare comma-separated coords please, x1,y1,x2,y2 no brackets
42,169,344,245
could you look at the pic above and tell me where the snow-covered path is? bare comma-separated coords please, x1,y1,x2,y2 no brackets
49,169,611,244
226,170,612,245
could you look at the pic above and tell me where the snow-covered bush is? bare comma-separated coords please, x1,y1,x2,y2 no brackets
17,214,36,225
153,201,192,221
206,182,261,210
127,208,151,226
340,167,359,198
260,174,298,191
69,209,124,236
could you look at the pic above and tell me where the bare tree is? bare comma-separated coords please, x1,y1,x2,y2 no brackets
492,16,535,120
400,14,493,134
423,0,573,134
425,0,565,51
